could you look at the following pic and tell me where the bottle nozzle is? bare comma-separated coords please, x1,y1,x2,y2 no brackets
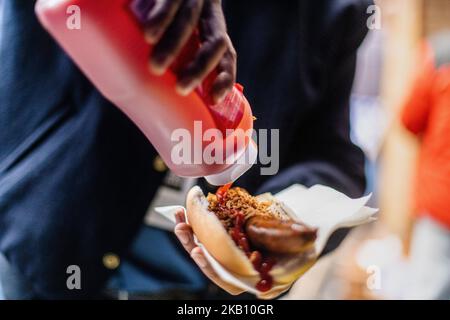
204,140,258,186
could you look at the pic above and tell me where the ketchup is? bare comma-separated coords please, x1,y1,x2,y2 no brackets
230,212,275,292
215,185,275,292
230,212,251,254
255,258,275,292
216,182,232,203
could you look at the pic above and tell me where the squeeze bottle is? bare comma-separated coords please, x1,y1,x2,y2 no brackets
35,0,257,185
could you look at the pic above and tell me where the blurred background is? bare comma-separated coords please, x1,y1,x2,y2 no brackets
1,0,449,300
284,0,450,300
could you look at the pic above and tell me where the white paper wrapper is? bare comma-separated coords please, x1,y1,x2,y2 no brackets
155,184,378,297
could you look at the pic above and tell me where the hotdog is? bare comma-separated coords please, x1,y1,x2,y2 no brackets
246,215,318,255
186,185,318,292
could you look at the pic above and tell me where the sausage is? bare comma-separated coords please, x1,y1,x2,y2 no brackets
245,215,317,255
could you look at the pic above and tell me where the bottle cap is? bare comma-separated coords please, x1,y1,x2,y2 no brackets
204,140,258,186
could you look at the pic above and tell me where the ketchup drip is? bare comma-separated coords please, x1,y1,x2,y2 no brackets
215,184,275,292
216,182,232,203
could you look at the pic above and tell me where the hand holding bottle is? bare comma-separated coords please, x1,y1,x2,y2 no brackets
36,0,256,183
132,0,236,104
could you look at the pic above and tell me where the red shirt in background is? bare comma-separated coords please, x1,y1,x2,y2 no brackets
402,41,450,229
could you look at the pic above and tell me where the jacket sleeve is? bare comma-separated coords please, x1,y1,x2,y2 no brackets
256,0,371,255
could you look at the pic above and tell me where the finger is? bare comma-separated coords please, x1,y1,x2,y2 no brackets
201,1,235,103
150,0,205,75
190,247,244,295
176,36,227,96
174,222,197,253
210,46,236,104
143,0,183,44
130,0,155,23
174,210,186,224
175,0,228,95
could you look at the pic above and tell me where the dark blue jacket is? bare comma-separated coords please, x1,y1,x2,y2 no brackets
0,0,368,298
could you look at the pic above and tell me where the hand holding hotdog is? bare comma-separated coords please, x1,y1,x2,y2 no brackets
174,186,318,299
174,210,293,299
175,210,245,296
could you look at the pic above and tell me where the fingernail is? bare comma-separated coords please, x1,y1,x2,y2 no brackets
176,231,190,245
175,83,194,96
144,30,158,44
192,254,207,268
213,96,223,105
149,59,167,76
213,92,228,105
